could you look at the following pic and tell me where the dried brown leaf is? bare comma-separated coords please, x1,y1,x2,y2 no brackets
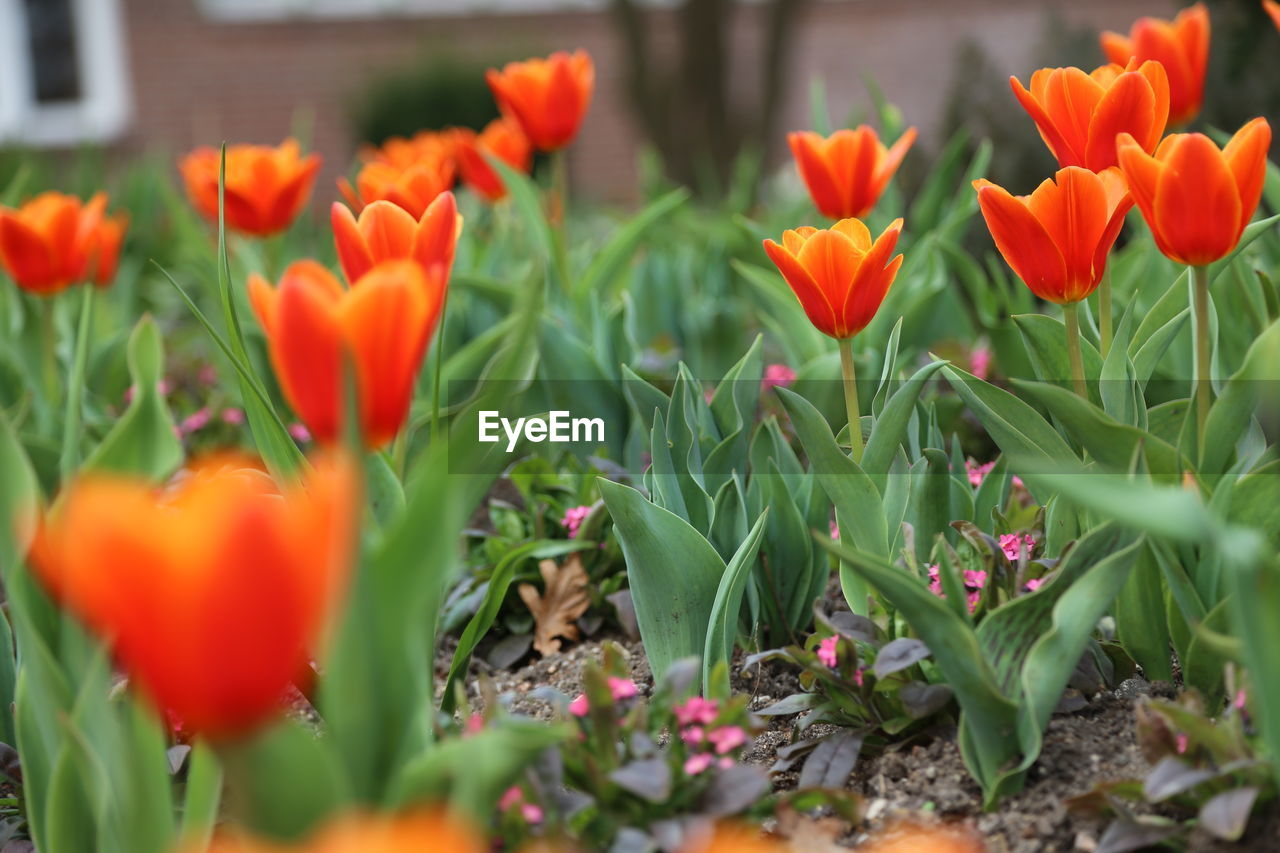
518,554,591,656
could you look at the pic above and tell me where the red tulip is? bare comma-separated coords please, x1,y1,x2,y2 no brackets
0,192,127,294
486,51,594,152
29,455,355,738
788,126,917,220
1116,117,1271,266
762,218,904,340
179,139,321,237
1101,3,1210,127
456,118,534,202
974,167,1132,304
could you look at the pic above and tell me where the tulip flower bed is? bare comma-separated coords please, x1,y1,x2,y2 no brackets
1,6,1280,851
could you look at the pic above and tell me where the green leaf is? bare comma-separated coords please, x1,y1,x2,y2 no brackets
0,405,40,585
58,285,94,479
1115,544,1174,682
863,360,947,487
81,317,182,480
600,478,726,685
1034,469,1214,544
577,188,690,299
1201,316,1280,475
1013,314,1102,400
177,742,223,850
704,511,769,695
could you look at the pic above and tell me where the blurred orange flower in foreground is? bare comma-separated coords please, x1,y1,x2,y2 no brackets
679,824,792,853
249,259,443,448
180,139,321,237
1267,0,1280,30
1100,3,1209,127
1010,60,1169,172
457,117,535,201
30,455,354,739
339,156,457,220
0,191,127,294
193,811,486,853
858,820,986,853
763,218,904,340
1117,117,1271,266
487,50,594,152
788,126,917,220
973,167,1132,304
331,191,460,285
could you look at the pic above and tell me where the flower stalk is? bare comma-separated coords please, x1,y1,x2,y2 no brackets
839,337,864,463
1063,300,1088,399
1191,263,1212,449
1098,265,1113,358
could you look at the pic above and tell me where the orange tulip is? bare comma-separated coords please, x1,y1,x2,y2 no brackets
788,126,917,220
192,811,485,853
1116,117,1271,266
331,192,460,286
0,191,127,294
1101,3,1209,127
678,824,791,853
486,50,594,152
1010,60,1169,172
249,259,442,448
974,167,1132,304
361,129,463,171
858,820,985,853
338,156,456,220
457,117,534,201
179,139,321,237
29,455,355,739
1267,0,1280,30
763,218,904,340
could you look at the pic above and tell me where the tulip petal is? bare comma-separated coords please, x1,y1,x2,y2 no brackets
412,190,459,279
0,212,58,291
841,220,902,336
1010,74,1079,167
789,132,845,219
331,202,376,285
1085,70,1157,171
274,265,346,442
1131,20,1196,124
763,239,839,339
1099,31,1133,65
1222,117,1272,238
1042,68,1104,166
264,153,321,236
975,181,1068,302
1116,133,1163,235
1153,134,1241,265
829,127,881,218
1026,167,1108,296
873,127,917,198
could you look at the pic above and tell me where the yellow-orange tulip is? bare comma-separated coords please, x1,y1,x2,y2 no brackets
487,51,594,152
1010,60,1169,172
1101,3,1210,127
179,139,321,237
0,191,127,294
762,218,904,340
249,259,443,448
330,191,460,286
457,117,534,201
338,156,456,220
788,126,917,220
974,167,1132,304
192,811,486,853
30,455,354,739
1116,117,1271,266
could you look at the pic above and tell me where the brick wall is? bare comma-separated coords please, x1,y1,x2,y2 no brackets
118,0,1177,202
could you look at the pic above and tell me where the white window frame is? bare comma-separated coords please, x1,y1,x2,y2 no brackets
0,0,132,147
197,0,675,22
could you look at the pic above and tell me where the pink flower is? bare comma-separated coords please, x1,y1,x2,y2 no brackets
854,667,865,687
568,694,590,717
926,564,944,596
927,564,986,613
465,714,485,736
220,407,245,425
684,752,714,775
1024,578,1045,592
180,407,211,436
1176,733,1189,755
1000,533,1036,562
608,677,638,701
718,756,735,769
198,364,218,385
674,696,719,727
762,363,796,391
288,422,312,443
970,346,992,381
1235,690,1247,711
562,505,591,539
521,803,543,824
499,786,523,811
707,725,747,754
830,519,840,539
681,726,704,745
817,635,839,668
966,459,995,488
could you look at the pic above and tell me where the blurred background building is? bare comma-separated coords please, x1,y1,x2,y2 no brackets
1,0,1277,201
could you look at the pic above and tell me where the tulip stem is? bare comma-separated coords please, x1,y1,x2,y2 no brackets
40,297,59,430
1099,266,1113,359
839,337,863,464
59,284,94,480
1192,264,1212,453
550,149,571,292
1063,301,1088,399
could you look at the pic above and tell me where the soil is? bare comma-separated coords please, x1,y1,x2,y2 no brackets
456,633,1280,852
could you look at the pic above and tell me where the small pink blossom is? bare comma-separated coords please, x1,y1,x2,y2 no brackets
762,363,796,391
562,505,591,539
568,694,590,717
499,786,523,811
830,519,840,540
1176,733,1189,755
684,752,714,775
927,564,944,596
1235,690,1248,711
1024,578,1045,592
288,423,312,443
521,803,543,823
817,635,839,668
465,714,484,736
927,564,986,612
674,696,719,727
198,364,218,385
970,347,992,381
220,407,245,425
718,756,735,769
180,408,211,436
1000,533,1036,562
681,726,704,745
854,667,865,687
708,725,747,754
607,677,638,701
